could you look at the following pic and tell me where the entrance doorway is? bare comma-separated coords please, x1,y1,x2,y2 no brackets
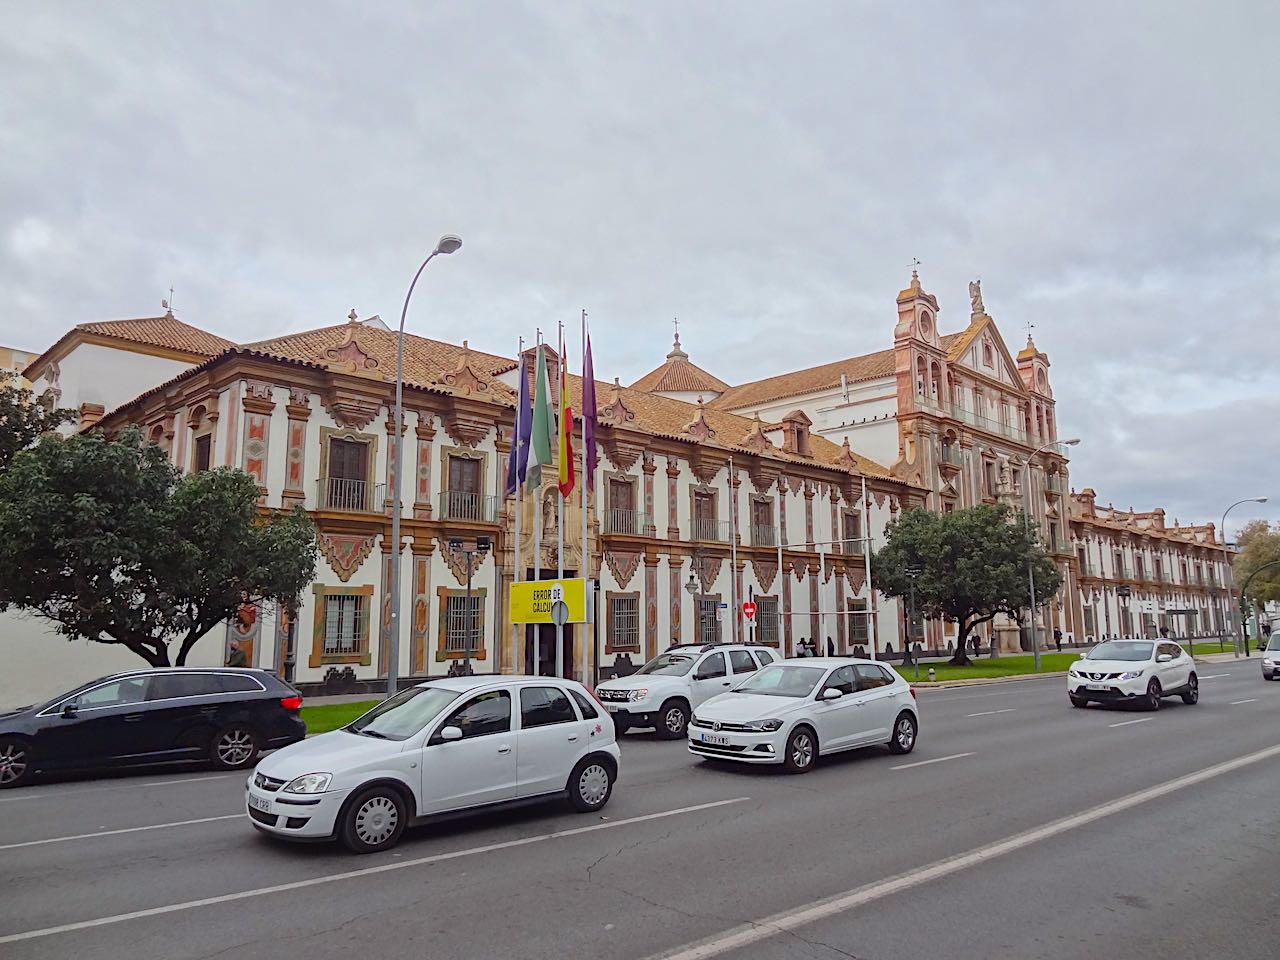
522,568,578,680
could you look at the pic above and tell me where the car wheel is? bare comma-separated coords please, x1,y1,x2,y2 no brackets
783,726,817,774
887,712,917,755
1145,679,1162,711
0,737,33,789
1181,673,1199,705
656,700,689,740
568,757,614,813
210,725,260,770
1069,695,1088,708
340,785,408,854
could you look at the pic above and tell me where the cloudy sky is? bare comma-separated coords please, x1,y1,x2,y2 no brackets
2,1,1276,533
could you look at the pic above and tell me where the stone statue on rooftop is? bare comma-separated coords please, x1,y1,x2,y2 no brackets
969,279,985,316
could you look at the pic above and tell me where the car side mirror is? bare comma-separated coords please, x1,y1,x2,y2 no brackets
1156,654,1172,663
821,687,843,701
60,703,78,719
439,725,463,742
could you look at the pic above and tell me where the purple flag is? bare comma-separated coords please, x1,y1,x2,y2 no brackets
582,332,598,489
506,350,532,496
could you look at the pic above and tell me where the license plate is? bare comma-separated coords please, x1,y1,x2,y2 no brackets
604,704,619,713
1086,683,1109,691
247,794,272,813
701,734,730,746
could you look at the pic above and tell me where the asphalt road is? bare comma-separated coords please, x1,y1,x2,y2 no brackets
3,661,1278,960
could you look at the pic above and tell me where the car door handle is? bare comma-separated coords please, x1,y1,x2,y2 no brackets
497,745,512,755
123,714,146,722
567,735,579,742
721,681,731,686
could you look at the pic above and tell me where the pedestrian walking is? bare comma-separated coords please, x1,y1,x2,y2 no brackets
971,634,981,658
826,636,835,656
1053,628,1062,653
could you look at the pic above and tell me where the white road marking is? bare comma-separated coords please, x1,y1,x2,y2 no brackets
646,742,1280,960
891,752,974,770
0,772,242,804
965,709,1016,718
1230,699,1258,705
923,677,1062,703
1199,674,1231,679
1108,718,1153,728
0,815,244,850
0,796,751,944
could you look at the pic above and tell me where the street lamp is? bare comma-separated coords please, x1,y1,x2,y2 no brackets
685,551,711,644
1024,437,1080,672
447,536,491,676
1220,496,1268,657
387,235,462,698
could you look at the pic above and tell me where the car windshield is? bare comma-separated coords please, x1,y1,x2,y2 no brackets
1267,636,1280,652
346,686,461,741
636,652,696,677
732,664,825,698
1086,641,1154,662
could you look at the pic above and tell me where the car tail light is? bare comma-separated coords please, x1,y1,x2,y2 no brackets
280,695,303,711
909,686,917,700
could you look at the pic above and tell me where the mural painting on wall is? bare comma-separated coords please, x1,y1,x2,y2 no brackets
226,600,261,666
319,532,377,582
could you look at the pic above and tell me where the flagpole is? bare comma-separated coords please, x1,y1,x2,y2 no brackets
729,456,738,645
556,321,565,679
533,335,543,675
580,309,589,686
512,336,524,675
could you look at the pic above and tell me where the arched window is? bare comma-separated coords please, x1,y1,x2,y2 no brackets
916,356,927,396
930,361,942,401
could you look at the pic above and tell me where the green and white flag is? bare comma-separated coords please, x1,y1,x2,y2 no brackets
527,343,556,490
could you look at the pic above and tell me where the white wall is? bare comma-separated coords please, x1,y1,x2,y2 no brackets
33,343,197,421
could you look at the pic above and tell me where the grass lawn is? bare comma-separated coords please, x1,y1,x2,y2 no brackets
891,653,1081,682
299,700,380,735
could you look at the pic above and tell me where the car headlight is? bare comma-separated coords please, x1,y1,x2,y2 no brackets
283,772,332,794
628,688,650,701
743,719,784,732
1264,659,1276,667
1068,666,1081,676
1118,670,1145,681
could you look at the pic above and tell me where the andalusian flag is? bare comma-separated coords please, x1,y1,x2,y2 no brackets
558,333,576,497
527,344,556,491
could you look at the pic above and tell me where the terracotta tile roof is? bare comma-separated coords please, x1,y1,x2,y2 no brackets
76,316,234,356
630,334,730,395
240,322,518,401
710,337,960,412
567,375,896,479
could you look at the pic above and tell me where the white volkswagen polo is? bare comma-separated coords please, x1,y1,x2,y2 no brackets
245,676,620,853
688,658,919,773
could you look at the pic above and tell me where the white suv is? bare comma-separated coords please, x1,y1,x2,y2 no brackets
1067,639,1199,710
246,675,620,853
595,643,780,738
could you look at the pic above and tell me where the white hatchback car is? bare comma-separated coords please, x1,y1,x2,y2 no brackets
1067,639,1199,709
596,643,781,739
688,658,919,773
246,676,620,853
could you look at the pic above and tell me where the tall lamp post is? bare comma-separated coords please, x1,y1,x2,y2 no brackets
447,536,491,676
1220,496,1268,658
387,235,462,698
1024,437,1080,672
685,550,709,644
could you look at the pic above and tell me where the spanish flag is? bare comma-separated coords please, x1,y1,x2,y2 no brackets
558,332,575,498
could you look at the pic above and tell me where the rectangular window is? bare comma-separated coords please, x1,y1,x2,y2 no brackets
323,594,366,656
607,478,640,534
608,596,640,652
193,434,212,472
326,438,370,510
445,455,483,520
757,597,779,647
848,600,869,642
1083,606,1096,637
842,510,863,554
444,593,483,653
1135,556,1145,581
983,460,997,498
520,686,576,728
697,598,722,644
693,491,718,540
751,498,775,546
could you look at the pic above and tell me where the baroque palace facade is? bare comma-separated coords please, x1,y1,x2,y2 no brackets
1,274,1232,701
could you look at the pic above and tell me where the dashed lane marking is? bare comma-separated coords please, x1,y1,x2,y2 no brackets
1230,699,1258,705
0,815,243,850
890,752,975,770
965,709,1016,718
1108,717,1153,728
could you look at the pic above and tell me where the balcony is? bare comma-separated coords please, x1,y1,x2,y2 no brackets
1078,562,1098,578
692,518,732,543
953,405,1031,445
603,508,652,536
1047,538,1072,556
836,536,866,556
940,445,963,466
316,478,384,513
751,524,777,547
438,490,499,523
1044,475,1064,496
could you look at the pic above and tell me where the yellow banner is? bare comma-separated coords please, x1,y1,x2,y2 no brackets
509,578,589,624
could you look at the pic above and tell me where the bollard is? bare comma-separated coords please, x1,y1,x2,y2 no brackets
927,667,936,682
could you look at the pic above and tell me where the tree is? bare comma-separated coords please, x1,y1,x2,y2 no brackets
872,503,1062,665
1234,519,1280,626
0,428,318,666
0,369,77,471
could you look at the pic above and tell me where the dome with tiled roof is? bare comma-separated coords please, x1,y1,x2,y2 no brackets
629,333,730,401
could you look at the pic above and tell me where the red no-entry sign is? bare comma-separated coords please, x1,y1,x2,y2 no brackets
742,601,757,621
